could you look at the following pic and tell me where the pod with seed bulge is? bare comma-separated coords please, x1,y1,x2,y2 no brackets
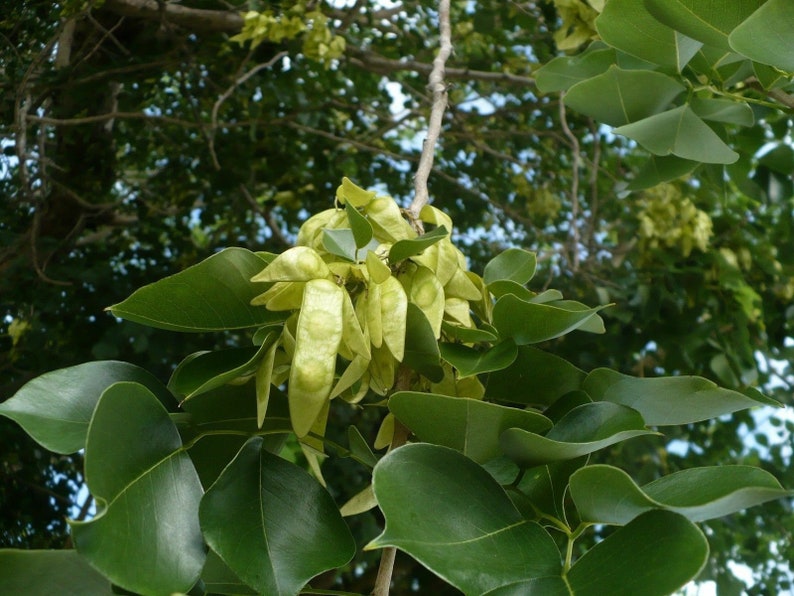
379,276,407,362
251,246,331,283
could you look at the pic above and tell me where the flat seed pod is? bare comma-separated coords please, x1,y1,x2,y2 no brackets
369,343,396,396
367,283,384,349
288,279,344,437
251,281,306,311
296,208,339,247
419,204,454,232
444,267,482,301
336,177,376,207
366,197,416,243
341,290,371,359
251,247,331,283
409,266,445,338
330,355,371,399
444,297,473,328
366,251,391,284
255,338,279,428
380,276,408,362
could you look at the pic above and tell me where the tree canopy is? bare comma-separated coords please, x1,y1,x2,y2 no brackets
1,1,793,594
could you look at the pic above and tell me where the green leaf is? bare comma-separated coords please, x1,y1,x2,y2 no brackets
441,321,499,343
404,303,445,382
440,340,519,378
347,425,378,468
389,226,448,263
500,402,657,468
70,382,205,595
546,300,606,333
492,294,606,345
0,361,174,454
486,346,586,406
564,66,686,126
613,105,739,164
0,550,113,595
368,444,562,594
583,368,775,425
487,279,535,301
483,577,570,596
322,228,358,262
596,0,702,69
483,248,537,285
389,391,551,463
169,338,276,401
199,437,356,596
646,0,766,50
345,201,374,249
567,510,708,596
626,155,699,190
535,47,617,93
108,247,282,332
200,550,257,595
517,458,588,521
570,464,793,525
690,97,754,126
729,0,794,72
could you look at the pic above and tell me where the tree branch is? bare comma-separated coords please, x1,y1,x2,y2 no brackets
101,0,244,33
558,95,581,272
408,0,452,221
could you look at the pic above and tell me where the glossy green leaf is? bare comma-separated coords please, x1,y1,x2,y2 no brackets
614,105,739,164
441,321,499,343
199,437,356,596
483,247,537,285
404,303,445,382
108,247,281,331
487,279,535,301
546,300,606,333
500,402,657,468
440,340,518,378
596,0,702,69
70,382,205,595
690,97,754,125
486,346,586,406
492,294,606,345
729,0,794,72
646,0,766,50
0,361,174,454
564,66,685,126
322,228,358,262
0,550,113,595
571,464,792,525
200,550,257,595
347,425,378,468
483,577,570,596
583,368,775,425
345,201,374,249
368,444,562,594
535,47,616,93
567,510,708,596
516,457,588,521
389,226,448,263
389,392,551,463
626,155,699,190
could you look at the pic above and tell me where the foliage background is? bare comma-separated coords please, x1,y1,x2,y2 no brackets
1,0,792,593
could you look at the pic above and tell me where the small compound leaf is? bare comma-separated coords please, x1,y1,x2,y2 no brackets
70,382,205,595
518,458,588,521
200,438,356,596
486,346,585,406
564,66,686,126
626,155,699,190
492,294,606,345
500,402,657,468
596,0,701,69
567,510,708,596
441,321,499,343
483,248,537,286
322,228,358,262
345,201,374,249
729,0,794,72
109,248,280,331
368,444,562,594
613,105,739,164
571,464,792,526
0,361,174,454
440,340,519,378
0,550,113,595
582,368,774,425
389,392,551,463
389,226,448,263
535,46,617,93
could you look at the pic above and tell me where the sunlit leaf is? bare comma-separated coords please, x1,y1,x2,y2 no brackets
368,444,562,594
200,437,355,596
500,402,657,468
70,382,205,595
0,361,174,454
571,464,793,525
108,248,282,331
389,392,551,463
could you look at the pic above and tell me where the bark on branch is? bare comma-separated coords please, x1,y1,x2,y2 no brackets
101,0,244,33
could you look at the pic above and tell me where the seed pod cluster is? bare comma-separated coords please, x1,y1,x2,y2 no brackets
250,178,483,438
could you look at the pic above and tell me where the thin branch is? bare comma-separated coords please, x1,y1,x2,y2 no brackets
239,183,290,249
27,111,204,128
408,0,452,221
101,0,244,33
586,119,601,258
558,94,581,272
208,51,288,169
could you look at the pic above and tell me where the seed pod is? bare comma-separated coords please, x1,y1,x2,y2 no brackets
297,208,347,248
366,282,383,349
444,297,473,328
368,343,396,395
330,354,370,399
251,246,331,283
255,337,280,428
366,197,416,243
366,250,391,284
408,266,445,338
380,276,407,361
444,267,482,301
288,278,344,437
341,290,370,360
336,177,376,207
251,281,305,311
